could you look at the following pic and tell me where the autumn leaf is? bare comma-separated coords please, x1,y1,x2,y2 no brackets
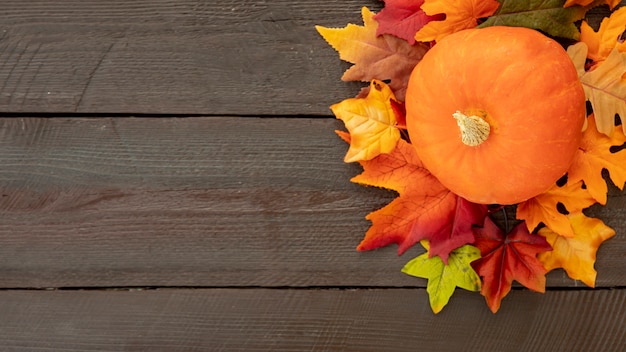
353,139,488,262
568,42,626,136
414,0,499,42
564,0,621,9
331,80,400,162
516,181,595,237
580,6,626,62
538,213,615,287
374,0,445,45
471,219,552,313
316,7,429,99
478,0,588,40
567,113,626,204
402,241,481,313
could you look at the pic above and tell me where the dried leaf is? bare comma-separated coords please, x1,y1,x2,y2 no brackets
564,0,621,9
331,80,400,162
538,213,615,287
478,0,588,40
580,6,626,62
353,139,487,262
374,0,445,45
402,241,481,313
316,7,429,99
471,219,552,313
516,181,595,237
414,0,499,42
568,42,626,136
567,113,626,204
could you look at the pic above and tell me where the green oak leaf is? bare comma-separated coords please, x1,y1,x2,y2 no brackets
478,0,589,40
402,242,481,314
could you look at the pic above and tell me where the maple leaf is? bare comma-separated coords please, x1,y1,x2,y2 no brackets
567,113,626,204
580,6,626,62
471,219,552,313
564,0,621,9
538,213,615,287
331,80,401,162
402,241,481,313
414,0,499,42
516,181,595,237
568,42,626,136
316,7,429,99
374,0,445,45
478,0,588,40
353,139,488,262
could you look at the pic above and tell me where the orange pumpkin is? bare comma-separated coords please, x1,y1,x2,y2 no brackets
405,26,586,205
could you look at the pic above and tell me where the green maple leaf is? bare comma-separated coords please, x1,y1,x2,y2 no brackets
478,0,588,40
402,242,481,313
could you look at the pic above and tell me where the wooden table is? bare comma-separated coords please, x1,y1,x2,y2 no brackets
1,1,624,350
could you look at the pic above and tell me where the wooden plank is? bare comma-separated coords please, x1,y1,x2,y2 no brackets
0,117,624,288
0,288,623,351
0,0,380,115
0,1,620,115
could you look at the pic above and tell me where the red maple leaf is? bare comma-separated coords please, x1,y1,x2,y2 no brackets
352,139,487,262
374,0,445,45
471,218,552,313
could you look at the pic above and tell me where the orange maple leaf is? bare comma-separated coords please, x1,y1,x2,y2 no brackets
316,7,428,99
580,6,626,63
538,213,615,287
352,139,487,262
564,0,621,9
414,0,499,42
568,42,626,136
516,181,595,237
331,80,401,163
567,114,626,205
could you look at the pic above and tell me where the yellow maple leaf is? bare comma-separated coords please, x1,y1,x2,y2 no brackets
516,181,595,237
538,213,615,287
331,80,400,162
567,113,626,205
564,0,621,9
414,0,499,42
568,42,626,136
315,7,428,100
580,6,626,62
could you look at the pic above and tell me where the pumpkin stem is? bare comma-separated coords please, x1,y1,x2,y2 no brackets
452,111,490,146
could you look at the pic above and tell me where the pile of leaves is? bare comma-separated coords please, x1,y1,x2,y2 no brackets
316,0,626,313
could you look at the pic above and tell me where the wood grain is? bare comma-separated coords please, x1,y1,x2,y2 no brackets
0,288,623,351
0,1,620,115
0,0,381,115
1,117,624,288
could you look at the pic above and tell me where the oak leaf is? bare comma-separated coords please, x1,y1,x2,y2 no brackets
316,7,429,99
580,6,626,62
331,80,400,162
414,0,499,42
564,0,621,9
478,0,588,40
567,113,626,204
516,181,595,237
568,42,626,136
538,213,615,287
352,139,488,262
402,241,481,313
374,0,445,45
471,219,552,313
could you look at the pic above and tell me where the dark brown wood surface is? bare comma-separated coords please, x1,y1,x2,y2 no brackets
1,1,625,351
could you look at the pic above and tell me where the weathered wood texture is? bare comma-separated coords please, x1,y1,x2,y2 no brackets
1,117,624,289
0,288,624,351
0,0,381,115
0,1,620,115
